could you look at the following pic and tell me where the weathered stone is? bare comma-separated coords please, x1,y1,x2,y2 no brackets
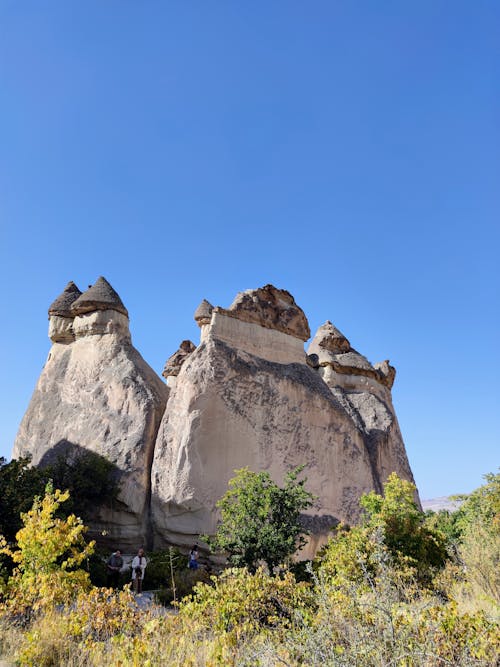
48,282,82,343
374,360,396,389
151,336,377,557
151,286,417,557
308,324,382,382
13,279,168,550
15,281,418,560
71,276,128,317
162,340,196,378
314,321,351,353
217,284,310,341
194,299,214,326
48,281,82,317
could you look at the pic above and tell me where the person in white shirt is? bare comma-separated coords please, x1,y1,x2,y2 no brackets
131,547,147,594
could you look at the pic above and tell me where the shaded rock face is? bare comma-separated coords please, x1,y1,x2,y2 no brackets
13,278,168,550
151,288,418,558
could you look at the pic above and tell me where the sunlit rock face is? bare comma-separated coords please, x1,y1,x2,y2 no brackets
13,277,168,550
14,280,418,560
307,321,415,507
151,286,418,558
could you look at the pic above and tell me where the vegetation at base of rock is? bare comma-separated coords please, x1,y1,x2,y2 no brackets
206,466,314,572
0,472,498,666
0,453,119,543
0,483,94,613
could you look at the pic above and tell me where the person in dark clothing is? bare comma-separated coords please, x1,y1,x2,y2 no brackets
106,549,123,588
188,545,199,570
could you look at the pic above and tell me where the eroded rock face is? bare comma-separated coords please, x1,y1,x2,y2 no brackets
162,340,196,380
307,322,412,502
151,287,418,557
218,284,311,341
13,278,168,549
15,280,418,560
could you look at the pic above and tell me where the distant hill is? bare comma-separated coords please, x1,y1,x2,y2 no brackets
421,497,464,512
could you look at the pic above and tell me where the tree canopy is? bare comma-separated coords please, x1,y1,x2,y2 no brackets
209,467,314,572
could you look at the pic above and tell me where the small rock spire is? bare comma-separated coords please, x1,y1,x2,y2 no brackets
162,340,196,378
194,299,214,326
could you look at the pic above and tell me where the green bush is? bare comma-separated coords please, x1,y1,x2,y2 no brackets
208,466,314,572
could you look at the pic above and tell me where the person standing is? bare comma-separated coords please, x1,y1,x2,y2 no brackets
131,548,147,594
188,545,199,570
106,549,123,588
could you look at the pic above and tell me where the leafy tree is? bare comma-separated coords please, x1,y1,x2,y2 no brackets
47,451,120,520
360,472,448,581
319,473,448,588
0,456,47,542
452,471,500,612
0,452,119,543
0,483,94,612
209,467,314,572
454,470,500,536
424,508,463,547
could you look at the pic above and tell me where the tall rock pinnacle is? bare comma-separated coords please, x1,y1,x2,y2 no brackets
13,277,168,549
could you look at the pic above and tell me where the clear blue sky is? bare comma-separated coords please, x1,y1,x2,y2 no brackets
0,2,498,499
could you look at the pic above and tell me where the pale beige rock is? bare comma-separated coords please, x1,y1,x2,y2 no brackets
374,360,396,389
15,281,418,560
73,309,131,339
48,315,76,343
151,336,377,557
151,286,418,558
309,323,413,505
200,311,306,365
13,280,168,549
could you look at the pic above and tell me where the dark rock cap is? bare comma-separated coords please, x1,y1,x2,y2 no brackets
162,340,196,378
315,321,351,353
223,284,310,341
71,276,128,317
48,281,82,318
194,299,214,326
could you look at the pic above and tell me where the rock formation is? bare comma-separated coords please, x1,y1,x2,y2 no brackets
14,281,418,559
13,277,168,549
150,286,417,557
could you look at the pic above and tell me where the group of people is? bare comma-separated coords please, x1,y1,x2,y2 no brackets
106,547,147,593
106,544,199,593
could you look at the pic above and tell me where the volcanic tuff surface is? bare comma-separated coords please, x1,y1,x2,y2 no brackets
14,281,418,557
13,277,168,549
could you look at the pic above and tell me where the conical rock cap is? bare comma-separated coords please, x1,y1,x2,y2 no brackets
71,276,128,317
194,299,214,326
313,321,351,353
48,281,82,318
